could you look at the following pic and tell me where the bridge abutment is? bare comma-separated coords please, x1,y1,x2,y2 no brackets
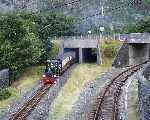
113,33,150,67
129,43,149,65
79,48,83,64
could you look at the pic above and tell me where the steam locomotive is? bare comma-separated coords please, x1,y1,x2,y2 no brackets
42,52,76,85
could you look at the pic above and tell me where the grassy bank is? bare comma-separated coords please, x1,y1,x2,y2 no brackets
0,66,44,117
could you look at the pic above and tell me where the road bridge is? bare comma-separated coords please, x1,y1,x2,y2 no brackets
59,35,102,65
113,33,150,67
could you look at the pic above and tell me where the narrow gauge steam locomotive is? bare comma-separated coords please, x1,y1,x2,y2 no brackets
42,52,76,85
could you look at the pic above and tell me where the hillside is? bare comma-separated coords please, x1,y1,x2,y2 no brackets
0,0,149,33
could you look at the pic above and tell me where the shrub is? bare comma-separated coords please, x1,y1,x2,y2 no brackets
0,88,11,100
0,12,75,82
102,40,122,58
0,14,45,80
123,16,150,33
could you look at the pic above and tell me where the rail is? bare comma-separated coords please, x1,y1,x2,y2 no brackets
89,60,149,120
10,85,51,120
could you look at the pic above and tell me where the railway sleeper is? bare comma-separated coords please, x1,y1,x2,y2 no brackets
97,96,103,101
100,115,112,120
102,104,114,108
113,81,122,85
102,103,114,107
116,86,122,91
103,108,114,111
114,92,121,97
100,114,112,118
114,82,123,87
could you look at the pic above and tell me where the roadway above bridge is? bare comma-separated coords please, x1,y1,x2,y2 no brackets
120,33,150,43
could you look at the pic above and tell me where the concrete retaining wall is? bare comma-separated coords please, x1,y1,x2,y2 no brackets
112,43,129,68
0,69,9,88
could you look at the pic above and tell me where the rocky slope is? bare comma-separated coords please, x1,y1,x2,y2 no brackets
0,0,149,33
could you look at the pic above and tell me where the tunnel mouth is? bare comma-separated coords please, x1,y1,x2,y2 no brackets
82,48,97,63
64,48,97,63
64,48,79,62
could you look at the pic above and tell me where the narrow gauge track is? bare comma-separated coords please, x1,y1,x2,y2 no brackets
10,84,52,120
89,60,149,120
8,51,76,120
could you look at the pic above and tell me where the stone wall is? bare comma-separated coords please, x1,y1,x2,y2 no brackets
137,65,150,120
0,69,9,88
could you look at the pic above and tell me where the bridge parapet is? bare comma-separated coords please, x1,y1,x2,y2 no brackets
62,35,100,48
120,33,150,43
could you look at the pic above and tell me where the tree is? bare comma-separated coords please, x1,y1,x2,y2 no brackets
122,16,150,33
0,12,76,81
0,14,26,43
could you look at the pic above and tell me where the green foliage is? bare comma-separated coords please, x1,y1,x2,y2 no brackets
0,15,26,43
102,40,121,58
0,12,75,81
17,12,75,59
0,88,11,100
0,14,44,80
39,12,75,39
123,16,150,33
18,12,76,39
47,42,59,59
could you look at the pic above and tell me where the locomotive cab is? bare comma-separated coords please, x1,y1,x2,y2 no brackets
45,59,62,77
42,59,62,85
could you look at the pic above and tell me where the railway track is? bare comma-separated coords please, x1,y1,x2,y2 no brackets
89,60,149,120
7,63,77,120
9,84,51,120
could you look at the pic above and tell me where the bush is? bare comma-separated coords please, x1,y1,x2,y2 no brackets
0,12,75,82
0,14,45,80
0,88,11,100
123,16,150,33
102,40,121,58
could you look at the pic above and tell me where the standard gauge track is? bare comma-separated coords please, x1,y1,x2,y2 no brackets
89,60,149,120
10,85,51,120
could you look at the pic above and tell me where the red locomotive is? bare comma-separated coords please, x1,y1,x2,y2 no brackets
42,52,76,85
